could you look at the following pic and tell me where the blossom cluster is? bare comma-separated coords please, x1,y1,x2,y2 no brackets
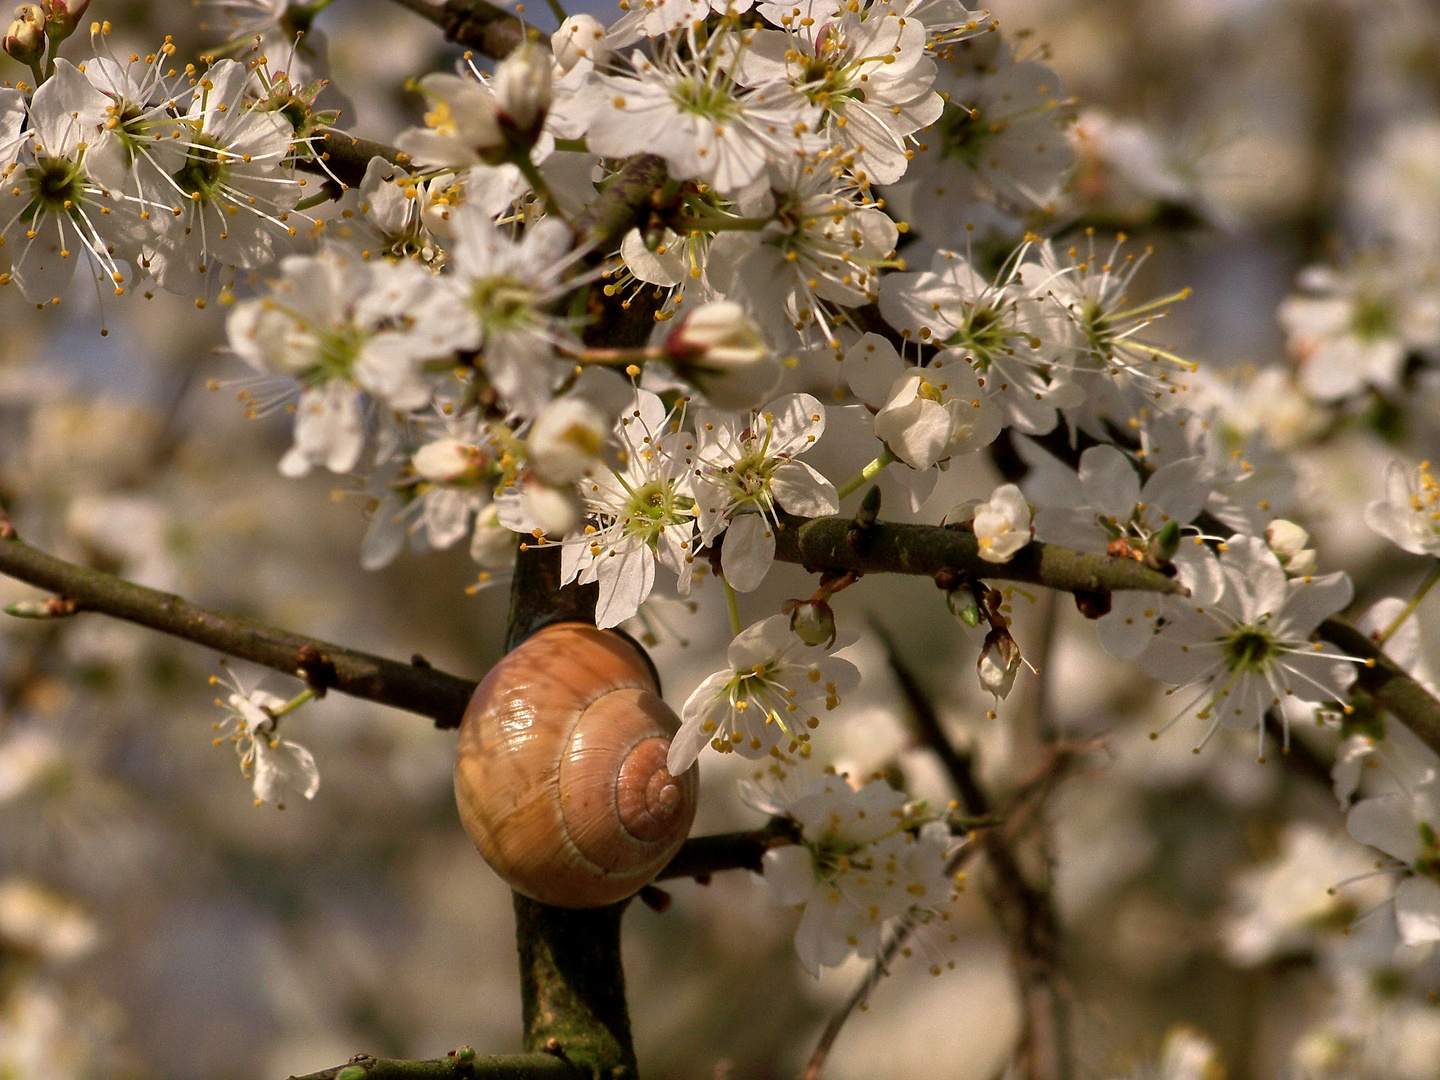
10,0,1440,1000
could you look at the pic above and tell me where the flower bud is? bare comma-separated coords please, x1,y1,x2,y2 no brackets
971,483,1032,565
1265,518,1317,576
946,588,981,627
552,14,608,72
1145,520,1181,567
664,301,781,409
470,502,515,568
413,437,487,484
788,599,836,647
522,480,582,538
493,40,552,147
1265,518,1309,560
41,0,86,41
527,396,607,485
1285,548,1317,576
977,627,1022,700
4,5,43,65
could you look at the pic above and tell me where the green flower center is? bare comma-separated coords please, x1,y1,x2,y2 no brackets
671,77,740,122
1222,626,1277,673
620,479,693,545
27,156,87,217
944,304,1013,364
934,101,998,168
176,135,230,202
470,276,537,332
1350,295,1393,343
309,323,366,384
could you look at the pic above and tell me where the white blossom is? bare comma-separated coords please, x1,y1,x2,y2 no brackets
226,245,445,476
970,483,1031,563
144,58,302,290
733,0,942,186
842,332,1001,472
561,390,701,629
585,28,824,197
1135,537,1356,755
1280,263,1440,402
747,771,956,975
211,672,319,809
693,393,838,592
1365,460,1440,557
668,615,860,771
879,247,1079,434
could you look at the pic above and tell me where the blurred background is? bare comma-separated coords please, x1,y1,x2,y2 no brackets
2,0,1440,1076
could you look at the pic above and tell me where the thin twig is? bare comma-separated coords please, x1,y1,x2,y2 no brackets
0,530,478,728
285,1051,579,1080
798,845,976,1080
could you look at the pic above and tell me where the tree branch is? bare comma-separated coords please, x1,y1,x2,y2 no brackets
654,819,801,882
385,0,526,60
879,630,1072,1080
1318,617,1440,756
573,154,671,254
286,1052,578,1080
770,513,1182,596
302,131,411,189
0,530,477,729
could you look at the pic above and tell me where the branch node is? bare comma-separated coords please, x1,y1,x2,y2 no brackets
295,643,338,698
1072,589,1111,620
637,884,671,912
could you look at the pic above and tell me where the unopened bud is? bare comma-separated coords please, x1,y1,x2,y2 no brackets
1145,520,1181,567
946,588,981,627
522,480,582,538
494,40,552,146
664,301,780,408
977,627,1022,700
527,396,607,485
41,0,86,41
1265,518,1309,559
413,437,486,484
552,14,608,72
788,599,836,647
1265,518,1317,576
470,502,515,568
4,5,43,65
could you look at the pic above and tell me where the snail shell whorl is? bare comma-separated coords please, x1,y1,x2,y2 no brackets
454,622,699,908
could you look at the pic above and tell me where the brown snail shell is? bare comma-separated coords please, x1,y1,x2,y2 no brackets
454,622,699,908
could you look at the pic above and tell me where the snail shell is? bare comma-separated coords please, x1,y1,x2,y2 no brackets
454,622,699,908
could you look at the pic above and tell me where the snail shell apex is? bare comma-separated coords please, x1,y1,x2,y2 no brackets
454,622,698,908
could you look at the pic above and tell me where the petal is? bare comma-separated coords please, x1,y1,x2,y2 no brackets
771,461,839,517
1396,877,1440,945
721,513,777,593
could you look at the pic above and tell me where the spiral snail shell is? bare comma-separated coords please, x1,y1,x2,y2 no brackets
454,622,699,908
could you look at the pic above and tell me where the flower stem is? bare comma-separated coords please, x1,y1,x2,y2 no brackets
294,190,334,212
836,450,896,500
270,687,315,721
723,577,743,637
544,0,570,22
515,154,561,221
1377,560,1440,647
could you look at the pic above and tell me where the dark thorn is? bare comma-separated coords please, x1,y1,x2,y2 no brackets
638,885,672,913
